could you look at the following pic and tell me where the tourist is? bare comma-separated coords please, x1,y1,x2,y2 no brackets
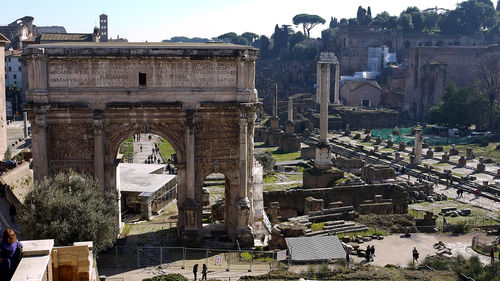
412,247,419,263
346,251,351,267
8,205,15,223
490,248,495,264
193,264,199,281
365,245,370,262
0,229,23,280
140,146,143,152
370,245,375,261
475,188,481,199
202,264,207,280
456,188,461,198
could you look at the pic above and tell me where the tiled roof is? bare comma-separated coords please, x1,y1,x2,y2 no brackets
40,33,93,42
0,32,10,43
343,80,382,91
285,235,346,262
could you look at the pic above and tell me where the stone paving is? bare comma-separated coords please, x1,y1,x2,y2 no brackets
133,134,164,164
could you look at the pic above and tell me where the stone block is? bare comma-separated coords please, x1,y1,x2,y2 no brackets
449,145,459,156
426,149,434,158
466,147,475,160
476,163,485,173
304,197,324,214
303,166,344,188
363,135,371,142
441,152,449,162
386,140,393,148
328,201,343,208
279,135,300,153
458,156,466,167
422,143,429,149
375,136,382,145
399,142,406,151
435,146,443,152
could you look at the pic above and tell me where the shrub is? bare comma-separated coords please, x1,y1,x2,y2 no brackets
143,274,188,281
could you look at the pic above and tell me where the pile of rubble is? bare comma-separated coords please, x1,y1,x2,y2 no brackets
401,181,447,203
439,207,471,217
433,241,453,259
341,234,384,244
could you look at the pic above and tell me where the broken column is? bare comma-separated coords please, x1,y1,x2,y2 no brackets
458,156,467,167
267,84,284,146
476,157,485,172
303,52,344,188
414,128,423,165
466,147,475,160
333,63,340,104
23,112,28,138
279,96,300,152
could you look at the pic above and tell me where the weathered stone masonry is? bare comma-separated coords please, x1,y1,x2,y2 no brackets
24,43,260,246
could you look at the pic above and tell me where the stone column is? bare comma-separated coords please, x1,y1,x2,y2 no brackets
319,62,330,142
288,97,293,122
316,63,321,103
185,110,195,201
23,112,28,138
333,63,340,104
414,128,423,165
32,107,49,181
93,110,105,189
273,84,278,118
238,114,250,206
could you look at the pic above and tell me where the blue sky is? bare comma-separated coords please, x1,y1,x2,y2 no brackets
3,0,461,42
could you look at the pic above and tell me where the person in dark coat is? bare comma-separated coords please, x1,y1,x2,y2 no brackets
193,264,199,281
370,245,375,261
412,247,419,263
365,245,371,262
8,205,15,223
202,264,207,280
0,229,23,281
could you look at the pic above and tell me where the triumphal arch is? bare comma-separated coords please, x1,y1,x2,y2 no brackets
24,42,259,246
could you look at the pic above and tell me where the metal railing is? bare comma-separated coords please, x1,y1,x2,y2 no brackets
97,246,285,273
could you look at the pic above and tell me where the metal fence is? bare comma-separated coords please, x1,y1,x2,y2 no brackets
97,246,286,272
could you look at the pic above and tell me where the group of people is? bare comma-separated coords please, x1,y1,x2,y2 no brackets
0,228,23,281
364,245,375,262
192,264,208,281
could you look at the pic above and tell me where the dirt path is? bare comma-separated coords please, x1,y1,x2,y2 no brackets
351,233,488,266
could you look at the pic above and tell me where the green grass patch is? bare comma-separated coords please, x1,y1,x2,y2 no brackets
158,138,175,161
263,174,278,184
119,136,134,163
272,151,301,162
336,228,391,239
439,143,500,163
310,222,325,231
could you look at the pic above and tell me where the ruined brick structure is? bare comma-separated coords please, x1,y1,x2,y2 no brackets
24,43,259,247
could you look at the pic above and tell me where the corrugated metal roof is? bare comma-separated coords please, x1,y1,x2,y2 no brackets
285,236,345,262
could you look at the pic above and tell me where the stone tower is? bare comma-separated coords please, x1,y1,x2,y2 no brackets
99,14,108,42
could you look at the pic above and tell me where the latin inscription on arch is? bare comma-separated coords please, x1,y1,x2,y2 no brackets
48,59,237,88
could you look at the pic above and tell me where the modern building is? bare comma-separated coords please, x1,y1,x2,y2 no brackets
5,49,22,88
119,163,177,220
99,14,108,42
4,49,25,118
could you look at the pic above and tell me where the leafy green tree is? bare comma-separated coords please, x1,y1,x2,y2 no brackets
329,17,339,28
478,52,500,129
241,32,258,44
256,35,270,58
339,18,348,26
423,11,440,31
398,13,414,32
292,14,326,37
356,6,371,25
17,171,119,253
271,24,290,55
367,6,372,19
428,82,488,129
372,11,398,29
289,31,306,50
255,152,275,175
402,7,425,31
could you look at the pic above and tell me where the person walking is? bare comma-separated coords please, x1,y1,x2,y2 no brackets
490,248,495,264
193,264,199,281
370,245,375,262
346,251,351,267
202,264,207,280
475,188,481,199
412,247,419,263
365,245,371,262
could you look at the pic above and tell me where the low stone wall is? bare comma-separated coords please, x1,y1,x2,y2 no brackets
1,161,33,206
359,202,393,215
264,183,408,215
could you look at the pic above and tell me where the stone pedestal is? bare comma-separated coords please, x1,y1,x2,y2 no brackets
270,117,279,130
476,163,485,173
426,149,434,158
449,144,459,156
279,135,300,153
458,156,467,167
414,129,423,165
375,136,382,145
399,142,406,151
314,142,331,170
466,147,475,159
386,140,393,148
268,202,280,224
394,152,401,161
303,166,344,188
441,152,449,162
140,196,153,220
267,129,284,146
435,146,443,152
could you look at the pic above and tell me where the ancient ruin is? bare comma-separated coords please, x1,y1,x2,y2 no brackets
24,42,260,247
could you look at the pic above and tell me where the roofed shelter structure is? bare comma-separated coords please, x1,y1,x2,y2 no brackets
340,80,382,107
24,42,260,247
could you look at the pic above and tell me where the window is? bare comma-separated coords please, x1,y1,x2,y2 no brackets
13,74,17,79
8,67,11,71
362,99,370,107
139,73,147,87
18,66,21,71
